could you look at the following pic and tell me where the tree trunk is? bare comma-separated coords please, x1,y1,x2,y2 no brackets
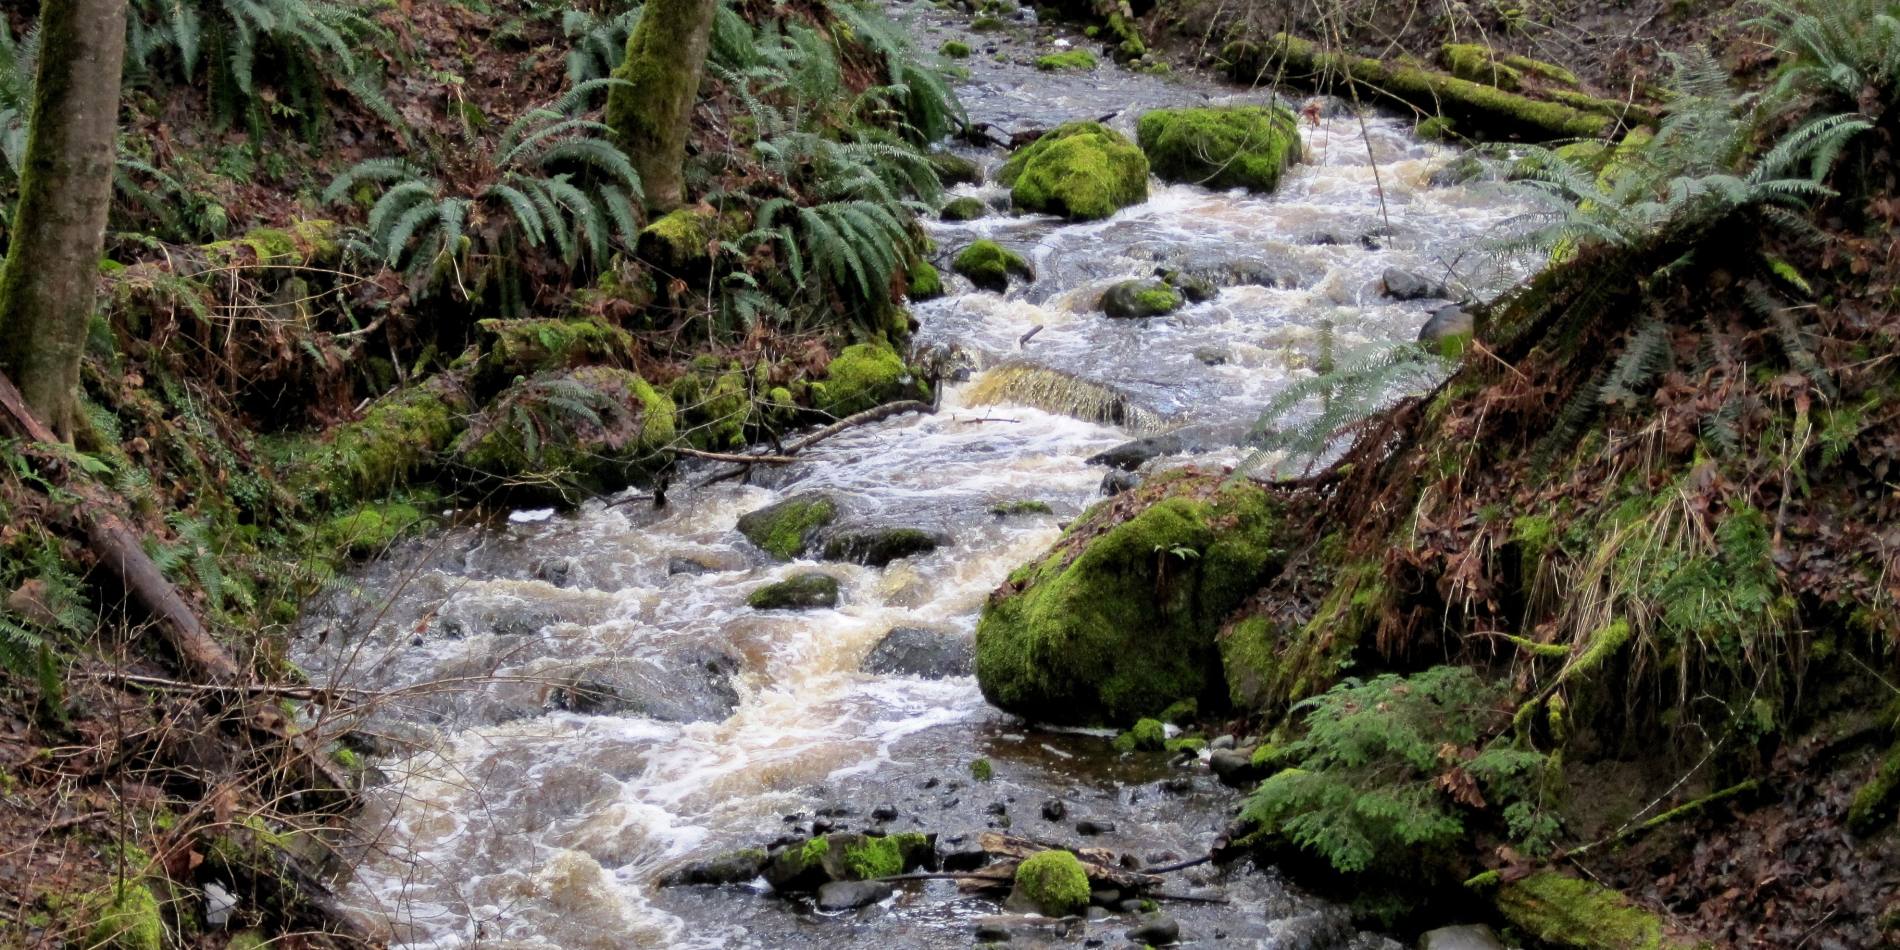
0,0,127,441
606,0,719,213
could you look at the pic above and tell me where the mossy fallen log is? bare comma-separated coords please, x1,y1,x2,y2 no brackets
1222,34,1645,142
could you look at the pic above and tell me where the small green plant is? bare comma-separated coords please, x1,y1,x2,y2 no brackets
324,81,643,302
1749,0,1900,115
1239,666,1558,875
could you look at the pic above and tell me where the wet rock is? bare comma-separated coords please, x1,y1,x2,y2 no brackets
1420,304,1475,345
1429,154,1490,187
1127,914,1181,945
667,556,718,576
865,625,973,677
1100,470,1140,496
941,195,988,221
1210,734,1236,750
928,152,983,186
1137,105,1302,194
1088,434,1186,471
819,526,949,566
1381,268,1447,301
987,802,1008,815
535,557,573,587
1075,819,1116,836
551,647,742,722
954,240,1035,292
1193,346,1231,366
747,573,840,610
941,844,991,871
1102,279,1184,319
999,121,1149,221
1085,906,1110,921
1419,924,1506,950
1040,799,1067,821
736,492,840,560
1090,887,1120,905
1209,748,1268,786
1263,908,1354,950
817,880,894,911
660,848,769,886
1158,267,1217,303
765,832,934,891
871,804,899,822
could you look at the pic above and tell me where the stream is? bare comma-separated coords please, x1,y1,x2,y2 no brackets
293,4,1538,946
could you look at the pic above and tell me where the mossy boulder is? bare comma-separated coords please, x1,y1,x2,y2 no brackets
812,343,926,417
1007,850,1090,916
940,196,988,221
747,572,840,610
953,240,1033,292
1035,50,1097,71
319,500,432,557
736,492,840,560
999,122,1149,221
1494,872,1689,949
636,207,719,274
975,472,1285,725
820,526,949,566
1220,560,1383,712
1113,717,1167,752
85,880,164,950
940,40,972,58
928,151,984,186
908,260,945,300
1101,279,1183,319
453,366,676,503
475,316,633,388
765,832,935,891
299,373,472,504
1136,106,1302,193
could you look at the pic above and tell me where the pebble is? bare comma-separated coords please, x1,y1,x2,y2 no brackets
1419,924,1506,950
871,804,899,821
1041,798,1067,820
987,802,1008,815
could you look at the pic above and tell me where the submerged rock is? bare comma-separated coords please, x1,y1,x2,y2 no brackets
1087,433,1186,471
1137,105,1302,193
748,573,840,610
736,492,840,560
816,880,894,911
1101,279,1184,319
975,472,1284,725
1382,268,1448,301
820,526,948,566
999,121,1149,220
1127,913,1181,944
551,648,742,722
660,848,770,886
862,626,974,678
940,195,988,221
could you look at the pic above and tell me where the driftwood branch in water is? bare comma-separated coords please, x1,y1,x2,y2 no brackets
0,371,350,802
673,446,800,464
692,399,935,488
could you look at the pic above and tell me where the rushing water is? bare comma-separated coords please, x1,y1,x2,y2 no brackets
295,5,1538,947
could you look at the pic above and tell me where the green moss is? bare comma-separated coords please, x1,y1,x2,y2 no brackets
970,757,994,781
991,499,1053,516
1501,53,1580,87
940,196,987,221
970,14,1007,30
1442,43,1523,90
952,240,1032,292
976,474,1284,725
1848,739,1900,835
227,933,269,950
900,258,938,298
85,880,164,950
814,344,917,417
1417,116,1458,141
1135,286,1180,313
1012,851,1090,916
1113,717,1167,752
477,317,633,380
736,493,839,560
841,833,927,879
1136,106,1302,193
940,40,971,57
1220,560,1384,713
998,122,1149,221
1164,736,1207,754
454,366,676,501
636,208,717,272
1495,872,1681,949
1159,698,1197,723
299,376,469,504
747,573,840,610
319,501,431,557
334,746,364,771
1035,50,1097,71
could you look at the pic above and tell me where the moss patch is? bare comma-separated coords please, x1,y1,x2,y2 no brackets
636,207,718,273
998,122,1149,221
975,472,1284,725
736,492,840,560
1113,717,1167,752
1220,559,1385,713
85,880,164,950
952,240,1032,293
298,374,470,504
1011,850,1090,916
940,40,971,58
453,366,675,503
940,196,987,221
1136,106,1302,193
747,572,840,610
813,343,921,417
319,500,432,557
476,316,633,383
1035,50,1097,71
1495,872,1684,949
1848,738,1900,835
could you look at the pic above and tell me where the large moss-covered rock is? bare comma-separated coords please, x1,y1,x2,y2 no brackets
736,492,840,559
453,366,675,502
812,344,926,417
953,240,1033,292
1136,106,1302,193
975,472,1284,725
1494,872,1689,949
999,122,1149,221
1101,279,1183,319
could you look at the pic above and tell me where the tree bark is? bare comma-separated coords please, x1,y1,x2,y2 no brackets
0,0,127,440
605,0,719,213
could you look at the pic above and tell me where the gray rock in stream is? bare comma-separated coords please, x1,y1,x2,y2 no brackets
552,647,742,722
1088,433,1187,471
819,526,950,566
817,880,894,911
1381,268,1448,301
1127,914,1182,945
748,573,841,610
1102,279,1185,319
1420,305,1475,345
862,627,973,678
660,847,770,886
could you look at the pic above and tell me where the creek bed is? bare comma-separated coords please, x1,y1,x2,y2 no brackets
294,4,1538,946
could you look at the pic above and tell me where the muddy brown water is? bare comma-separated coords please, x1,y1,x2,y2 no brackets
292,4,1540,946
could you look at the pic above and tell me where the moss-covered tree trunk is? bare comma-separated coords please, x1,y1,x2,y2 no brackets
0,0,127,440
606,0,719,213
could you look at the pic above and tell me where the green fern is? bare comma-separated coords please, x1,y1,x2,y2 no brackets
1241,339,1454,475
1749,0,1900,113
